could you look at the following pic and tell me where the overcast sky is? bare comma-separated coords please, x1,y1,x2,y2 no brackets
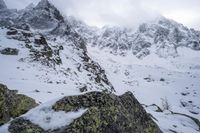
4,0,200,30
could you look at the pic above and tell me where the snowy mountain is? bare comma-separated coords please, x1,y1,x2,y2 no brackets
0,0,116,104
17,0,63,30
73,16,200,59
0,0,200,133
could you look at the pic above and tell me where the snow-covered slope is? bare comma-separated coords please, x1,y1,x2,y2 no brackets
0,0,114,103
60,14,200,132
87,45,200,133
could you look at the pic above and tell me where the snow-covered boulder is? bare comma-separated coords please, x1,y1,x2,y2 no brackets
9,91,161,133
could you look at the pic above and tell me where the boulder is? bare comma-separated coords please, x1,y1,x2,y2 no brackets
9,91,162,133
0,83,38,125
53,91,162,133
0,48,19,55
9,118,45,133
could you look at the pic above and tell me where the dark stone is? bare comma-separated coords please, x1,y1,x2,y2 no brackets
79,86,87,92
34,35,48,45
0,48,19,55
181,92,190,96
59,45,64,50
9,118,45,133
15,23,30,31
160,78,165,81
6,29,18,35
21,31,33,38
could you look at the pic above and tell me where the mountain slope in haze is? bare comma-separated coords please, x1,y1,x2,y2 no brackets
71,16,200,59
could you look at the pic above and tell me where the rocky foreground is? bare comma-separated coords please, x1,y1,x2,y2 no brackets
0,83,161,133
0,84,37,125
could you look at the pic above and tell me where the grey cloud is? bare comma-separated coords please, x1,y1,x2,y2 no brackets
4,0,200,30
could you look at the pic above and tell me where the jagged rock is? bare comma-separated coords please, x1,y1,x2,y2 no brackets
79,86,87,92
72,16,200,59
17,0,64,30
52,91,162,133
51,21,114,92
81,54,115,92
6,29,18,35
9,91,161,133
92,26,132,55
66,16,98,43
0,83,38,125
34,35,48,45
160,78,165,82
0,48,19,55
9,118,45,133
14,23,30,31
6,27,62,66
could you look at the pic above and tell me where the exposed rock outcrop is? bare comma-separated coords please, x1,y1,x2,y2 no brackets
0,83,38,125
9,91,162,133
0,48,19,55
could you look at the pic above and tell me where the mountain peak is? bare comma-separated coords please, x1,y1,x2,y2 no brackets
18,0,64,29
0,0,7,9
35,0,52,9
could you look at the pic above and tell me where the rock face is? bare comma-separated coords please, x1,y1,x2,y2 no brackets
0,0,115,92
9,91,162,133
71,16,200,59
9,118,45,133
0,84,38,125
17,0,64,30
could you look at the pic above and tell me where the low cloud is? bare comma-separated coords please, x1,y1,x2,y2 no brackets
4,0,200,30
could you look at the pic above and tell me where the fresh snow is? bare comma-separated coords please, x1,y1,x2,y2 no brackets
23,99,87,131
87,44,200,133
0,123,9,133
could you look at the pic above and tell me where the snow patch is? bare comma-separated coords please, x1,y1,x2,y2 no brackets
24,100,87,131
0,123,9,133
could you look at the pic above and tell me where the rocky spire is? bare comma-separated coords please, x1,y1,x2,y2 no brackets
34,0,64,21
35,0,52,9
0,0,7,9
18,0,64,29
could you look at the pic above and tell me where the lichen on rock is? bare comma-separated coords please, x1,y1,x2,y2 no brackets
9,91,162,133
52,91,162,133
0,83,38,126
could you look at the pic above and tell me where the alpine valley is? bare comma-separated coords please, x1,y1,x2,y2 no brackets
0,0,200,133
